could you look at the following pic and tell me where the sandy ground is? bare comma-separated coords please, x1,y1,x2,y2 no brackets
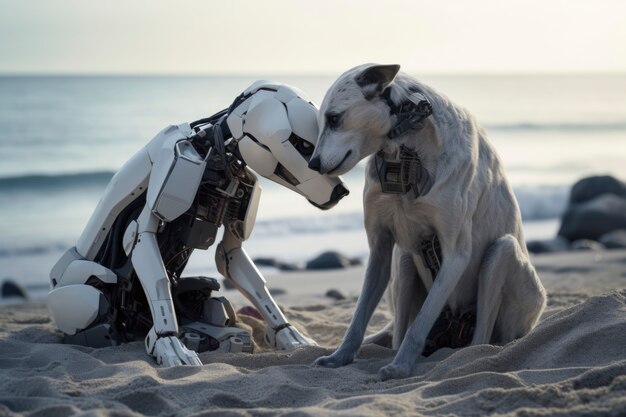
1,250,626,416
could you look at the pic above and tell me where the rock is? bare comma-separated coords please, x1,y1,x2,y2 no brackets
253,257,280,267
1,280,28,299
569,239,605,251
275,262,301,272
348,257,363,266
526,237,569,254
598,229,626,249
558,194,626,241
306,251,355,270
569,175,626,205
325,289,346,300
253,257,301,272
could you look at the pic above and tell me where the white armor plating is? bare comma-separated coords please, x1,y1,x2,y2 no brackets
48,82,348,366
227,83,340,208
48,285,106,335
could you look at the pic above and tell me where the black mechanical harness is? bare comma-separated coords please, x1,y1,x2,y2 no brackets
375,87,476,354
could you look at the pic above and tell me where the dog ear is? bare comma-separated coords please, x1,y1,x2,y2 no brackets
355,64,401,97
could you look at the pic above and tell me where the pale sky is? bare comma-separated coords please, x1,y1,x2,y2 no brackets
0,0,624,74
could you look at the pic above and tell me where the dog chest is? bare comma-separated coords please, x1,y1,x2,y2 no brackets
375,195,435,253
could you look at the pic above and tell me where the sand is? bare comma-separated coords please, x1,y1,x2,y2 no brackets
1,250,626,417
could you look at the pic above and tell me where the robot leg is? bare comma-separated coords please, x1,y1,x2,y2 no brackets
173,276,253,354
48,249,118,347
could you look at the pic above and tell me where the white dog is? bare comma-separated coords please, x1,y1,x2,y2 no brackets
308,64,546,380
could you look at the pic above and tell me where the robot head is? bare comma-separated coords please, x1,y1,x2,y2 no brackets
226,81,349,210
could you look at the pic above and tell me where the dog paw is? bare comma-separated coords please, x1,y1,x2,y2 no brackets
379,363,410,381
313,352,353,368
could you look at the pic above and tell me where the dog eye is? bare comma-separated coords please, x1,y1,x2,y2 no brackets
326,113,342,129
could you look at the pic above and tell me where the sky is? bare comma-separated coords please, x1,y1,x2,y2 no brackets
0,0,625,75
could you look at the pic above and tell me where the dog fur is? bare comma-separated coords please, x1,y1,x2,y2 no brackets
309,64,547,380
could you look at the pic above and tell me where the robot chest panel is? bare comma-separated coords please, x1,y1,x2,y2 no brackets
178,183,252,250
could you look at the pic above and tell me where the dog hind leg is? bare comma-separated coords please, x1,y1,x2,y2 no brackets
471,234,546,345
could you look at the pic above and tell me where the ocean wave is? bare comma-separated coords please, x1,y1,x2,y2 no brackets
0,242,72,258
254,186,568,236
514,185,569,220
0,185,569,258
0,171,114,191
486,121,626,132
254,213,364,237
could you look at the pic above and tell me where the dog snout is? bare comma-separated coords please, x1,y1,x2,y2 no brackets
308,155,321,172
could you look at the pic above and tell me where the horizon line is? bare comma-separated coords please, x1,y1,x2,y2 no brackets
1,70,625,77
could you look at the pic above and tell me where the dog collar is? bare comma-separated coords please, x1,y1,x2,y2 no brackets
381,88,433,139
374,145,433,198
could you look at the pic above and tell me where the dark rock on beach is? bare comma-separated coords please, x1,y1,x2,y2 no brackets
306,251,362,270
570,239,605,251
527,237,570,254
275,263,301,272
598,230,626,249
253,257,301,272
254,258,280,267
528,175,626,253
558,194,626,241
325,289,346,300
1,279,28,299
568,175,626,205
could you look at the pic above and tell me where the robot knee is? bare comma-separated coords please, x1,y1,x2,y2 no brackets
48,284,113,346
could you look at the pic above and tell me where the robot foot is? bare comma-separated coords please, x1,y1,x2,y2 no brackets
145,328,202,366
266,324,317,351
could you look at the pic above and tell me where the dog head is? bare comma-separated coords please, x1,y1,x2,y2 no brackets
308,64,401,176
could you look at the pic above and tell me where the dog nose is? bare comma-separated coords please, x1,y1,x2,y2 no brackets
308,156,321,172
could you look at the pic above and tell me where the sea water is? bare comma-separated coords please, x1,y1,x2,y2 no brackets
1,74,625,290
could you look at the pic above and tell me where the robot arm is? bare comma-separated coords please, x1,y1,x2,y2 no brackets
131,204,201,366
216,228,316,350
209,81,349,350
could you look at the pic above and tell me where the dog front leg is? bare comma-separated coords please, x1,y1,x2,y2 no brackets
314,228,394,368
379,235,471,380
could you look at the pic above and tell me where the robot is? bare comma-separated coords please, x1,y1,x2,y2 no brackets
47,81,349,366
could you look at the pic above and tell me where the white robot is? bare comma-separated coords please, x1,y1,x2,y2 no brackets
47,81,349,366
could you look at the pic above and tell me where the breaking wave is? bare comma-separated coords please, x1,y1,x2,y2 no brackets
0,171,114,192
0,181,569,259
486,121,626,132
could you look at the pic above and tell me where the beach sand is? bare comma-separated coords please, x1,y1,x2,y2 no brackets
1,249,626,416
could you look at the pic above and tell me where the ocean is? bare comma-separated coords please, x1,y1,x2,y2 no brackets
1,74,625,294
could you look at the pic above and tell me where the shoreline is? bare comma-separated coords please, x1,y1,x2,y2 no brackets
0,217,561,299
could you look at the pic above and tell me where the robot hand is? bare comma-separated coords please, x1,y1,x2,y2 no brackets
266,324,317,351
145,327,202,366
